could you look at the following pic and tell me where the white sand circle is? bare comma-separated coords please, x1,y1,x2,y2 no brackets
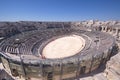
42,35,85,59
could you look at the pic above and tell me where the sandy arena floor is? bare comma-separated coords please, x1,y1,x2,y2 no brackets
42,35,85,59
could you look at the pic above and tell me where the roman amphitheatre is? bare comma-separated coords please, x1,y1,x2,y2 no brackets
0,20,120,80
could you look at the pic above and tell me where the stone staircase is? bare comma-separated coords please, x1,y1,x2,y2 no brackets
104,52,120,80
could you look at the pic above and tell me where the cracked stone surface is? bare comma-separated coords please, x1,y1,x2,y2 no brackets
79,51,120,80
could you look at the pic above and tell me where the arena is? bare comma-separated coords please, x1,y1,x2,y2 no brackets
42,35,85,59
0,22,118,80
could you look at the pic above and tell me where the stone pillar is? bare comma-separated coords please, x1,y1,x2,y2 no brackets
105,26,107,32
118,29,120,39
110,27,113,34
116,29,120,39
115,28,118,37
101,26,104,32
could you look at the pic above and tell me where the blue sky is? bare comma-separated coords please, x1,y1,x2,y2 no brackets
0,0,120,21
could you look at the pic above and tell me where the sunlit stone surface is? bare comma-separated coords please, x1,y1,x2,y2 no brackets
42,35,85,59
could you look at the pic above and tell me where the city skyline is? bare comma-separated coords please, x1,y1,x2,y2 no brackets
0,0,120,21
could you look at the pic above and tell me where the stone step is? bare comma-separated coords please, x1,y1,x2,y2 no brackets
79,76,94,80
105,67,120,80
93,73,107,80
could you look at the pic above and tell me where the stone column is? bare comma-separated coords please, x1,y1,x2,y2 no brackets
118,29,120,39
105,26,107,32
115,28,118,37
101,26,104,32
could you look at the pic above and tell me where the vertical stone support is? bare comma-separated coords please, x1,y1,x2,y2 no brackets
20,57,26,79
105,26,107,32
117,29,120,39
118,29,120,39
60,59,63,80
101,26,104,32
52,62,54,80
76,56,80,80
89,55,94,72
39,60,43,80
115,28,119,39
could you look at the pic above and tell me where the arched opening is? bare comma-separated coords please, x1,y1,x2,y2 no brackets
12,69,19,77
